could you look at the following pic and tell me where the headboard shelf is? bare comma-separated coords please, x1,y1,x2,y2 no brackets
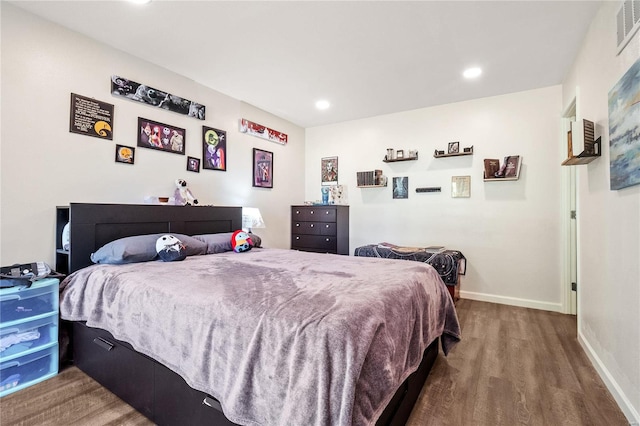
62,203,242,273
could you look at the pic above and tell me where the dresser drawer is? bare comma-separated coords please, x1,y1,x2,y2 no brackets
291,207,337,222
292,221,336,236
292,235,337,251
0,314,58,358
0,279,59,323
0,343,58,397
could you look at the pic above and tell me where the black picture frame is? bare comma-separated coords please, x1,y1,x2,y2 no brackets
393,176,409,199
253,148,273,188
137,117,185,155
69,93,114,140
202,126,226,171
111,75,206,120
115,144,135,164
321,156,338,186
448,141,460,154
187,156,200,173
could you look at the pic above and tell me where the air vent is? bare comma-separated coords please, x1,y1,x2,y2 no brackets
617,0,640,54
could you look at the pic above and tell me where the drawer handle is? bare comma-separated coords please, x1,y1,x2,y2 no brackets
203,396,223,412
92,337,114,352
295,210,299,214
325,211,329,214
296,236,300,240
310,211,314,214
296,223,300,227
326,238,330,242
310,224,314,227
325,225,329,228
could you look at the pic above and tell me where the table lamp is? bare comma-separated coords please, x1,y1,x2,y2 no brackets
242,207,265,233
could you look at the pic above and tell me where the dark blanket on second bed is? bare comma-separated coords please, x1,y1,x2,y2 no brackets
353,244,466,285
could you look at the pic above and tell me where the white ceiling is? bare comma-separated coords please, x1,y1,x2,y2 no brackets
10,1,602,128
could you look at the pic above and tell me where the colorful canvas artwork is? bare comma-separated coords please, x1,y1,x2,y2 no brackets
608,57,640,190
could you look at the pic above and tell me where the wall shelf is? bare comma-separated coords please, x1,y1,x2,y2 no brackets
483,155,522,181
434,145,473,158
561,120,601,166
484,176,520,182
561,137,601,165
383,154,418,163
434,151,473,158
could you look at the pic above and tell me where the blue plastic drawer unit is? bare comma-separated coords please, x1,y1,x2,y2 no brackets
0,345,58,396
0,278,58,323
0,278,59,397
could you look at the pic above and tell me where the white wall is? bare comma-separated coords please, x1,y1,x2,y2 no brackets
0,3,305,266
563,2,640,423
306,86,565,312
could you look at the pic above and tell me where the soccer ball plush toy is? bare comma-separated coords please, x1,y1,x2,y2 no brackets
155,235,186,262
231,230,253,253
174,179,199,206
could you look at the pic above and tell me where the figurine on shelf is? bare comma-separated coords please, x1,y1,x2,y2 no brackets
173,179,199,205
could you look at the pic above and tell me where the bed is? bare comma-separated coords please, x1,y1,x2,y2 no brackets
59,203,460,426
353,243,466,301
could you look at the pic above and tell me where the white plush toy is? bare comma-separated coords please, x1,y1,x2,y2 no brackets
174,179,199,206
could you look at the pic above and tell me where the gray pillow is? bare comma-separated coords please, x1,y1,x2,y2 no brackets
248,232,262,248
192,232,234,254
91,233,207,264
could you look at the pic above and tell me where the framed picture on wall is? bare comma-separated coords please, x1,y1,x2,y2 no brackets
451,175,471,198
253,148,273,188
202,126,226,171
137,118,185,155
187,156,200,173
448,141,460,154
115,145,135,164
392,176,408,199
321,156,338,185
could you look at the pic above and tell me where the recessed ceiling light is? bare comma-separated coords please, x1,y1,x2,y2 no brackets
315,100,330,110
463,67,482,79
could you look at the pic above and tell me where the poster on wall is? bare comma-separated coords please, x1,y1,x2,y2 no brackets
392,177,408,199
321,156,338,185
253,148,273,188
111,75,206,120
137,117,185,155
202,126,226,171
239,118,288,145
608,57,640,190
69,93,114,140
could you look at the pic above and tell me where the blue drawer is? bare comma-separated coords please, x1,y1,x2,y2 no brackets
0,278,59,323
0,343,58,397
0,314,58,358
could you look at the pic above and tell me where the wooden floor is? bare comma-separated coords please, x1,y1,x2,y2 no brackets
0,300,628,425
408,299,629,426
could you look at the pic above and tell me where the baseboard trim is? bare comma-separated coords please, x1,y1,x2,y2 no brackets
459,290,563,312
578,331,640,425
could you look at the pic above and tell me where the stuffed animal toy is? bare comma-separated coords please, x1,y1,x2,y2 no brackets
155,235,186,262
174,179,199,205
231,230,253,253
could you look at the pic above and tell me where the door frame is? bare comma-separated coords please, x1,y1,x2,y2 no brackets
561,98,578,315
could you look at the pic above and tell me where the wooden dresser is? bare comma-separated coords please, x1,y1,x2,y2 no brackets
291,205,349,255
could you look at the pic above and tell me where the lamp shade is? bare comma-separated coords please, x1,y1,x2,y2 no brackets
242,207,265,230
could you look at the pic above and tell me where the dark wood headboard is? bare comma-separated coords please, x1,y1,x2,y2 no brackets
69,203,242,273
